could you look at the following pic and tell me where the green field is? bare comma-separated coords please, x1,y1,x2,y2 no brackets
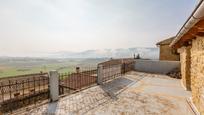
0,57,107,78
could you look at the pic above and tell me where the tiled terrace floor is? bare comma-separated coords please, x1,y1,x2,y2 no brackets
27,71,193,115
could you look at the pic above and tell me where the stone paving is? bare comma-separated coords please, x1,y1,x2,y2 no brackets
26,71,194,115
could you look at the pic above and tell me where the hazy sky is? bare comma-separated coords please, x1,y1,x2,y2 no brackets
0,0,198,56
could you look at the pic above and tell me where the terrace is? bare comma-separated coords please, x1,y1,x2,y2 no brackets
0,59,195,115
23,71,193,115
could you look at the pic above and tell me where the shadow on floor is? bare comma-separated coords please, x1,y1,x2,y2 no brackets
100,77,135,99
42,101,59,115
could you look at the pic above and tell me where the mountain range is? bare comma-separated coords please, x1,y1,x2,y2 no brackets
49,47,159,60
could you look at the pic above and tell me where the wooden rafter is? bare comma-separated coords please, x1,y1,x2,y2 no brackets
173,19,204,48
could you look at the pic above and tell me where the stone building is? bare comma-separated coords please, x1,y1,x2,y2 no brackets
156,37,180,61
170,0,204,114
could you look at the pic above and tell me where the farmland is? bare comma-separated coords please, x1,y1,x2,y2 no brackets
0,57,108,78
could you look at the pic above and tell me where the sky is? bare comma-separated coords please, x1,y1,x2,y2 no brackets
0,0,198,57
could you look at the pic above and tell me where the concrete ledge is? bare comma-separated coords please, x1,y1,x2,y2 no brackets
134,59,180,74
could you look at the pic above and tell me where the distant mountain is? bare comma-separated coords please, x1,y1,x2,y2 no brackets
50,47,159,60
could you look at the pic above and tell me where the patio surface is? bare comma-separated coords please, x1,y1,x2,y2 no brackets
27,71,194,115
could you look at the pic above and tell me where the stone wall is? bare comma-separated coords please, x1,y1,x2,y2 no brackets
191,37,204,114
179,46,191,91
159,45,180,61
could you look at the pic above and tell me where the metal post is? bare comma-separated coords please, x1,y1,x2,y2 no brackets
49,70,59,102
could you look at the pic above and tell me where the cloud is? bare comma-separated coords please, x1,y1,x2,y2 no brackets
0,0,198,56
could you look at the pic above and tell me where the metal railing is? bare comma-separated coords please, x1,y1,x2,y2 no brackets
98,61,135,84
0,73,49,113
99,64,122,83
122,61,135,74
59,68,97,95
0,60,135,113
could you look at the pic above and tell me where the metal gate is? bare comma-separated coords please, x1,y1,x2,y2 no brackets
97,61,135,84
97,64,122,84
58,68,97,95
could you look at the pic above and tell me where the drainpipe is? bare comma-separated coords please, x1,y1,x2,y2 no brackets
170,0,204,47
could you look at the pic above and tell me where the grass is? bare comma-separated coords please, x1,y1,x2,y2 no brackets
0,65,74,78
0,58,107,78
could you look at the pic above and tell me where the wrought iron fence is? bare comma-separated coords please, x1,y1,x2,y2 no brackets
0,67,98,113
0,73,49,113
122,61,135,74
99,64,122,83
98,60,135,84
0,60,135,113
59,67,97,95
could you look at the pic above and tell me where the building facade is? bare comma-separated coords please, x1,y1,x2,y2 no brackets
156,37,180,61
170,0,204,114
178,46,191,91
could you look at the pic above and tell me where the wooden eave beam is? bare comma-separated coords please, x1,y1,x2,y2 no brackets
173,19,204,48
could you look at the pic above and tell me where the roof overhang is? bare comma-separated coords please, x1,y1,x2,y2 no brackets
170,0,204,48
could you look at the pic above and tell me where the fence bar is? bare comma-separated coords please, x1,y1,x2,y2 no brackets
1,82,4,102
9,80,11,100
22,80,24,97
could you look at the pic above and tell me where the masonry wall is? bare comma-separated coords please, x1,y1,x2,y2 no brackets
179,46,191,91
191,37,204,114
159,45,180,61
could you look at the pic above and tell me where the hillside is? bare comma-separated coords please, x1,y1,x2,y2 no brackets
51,47,159,59
0,58,108,78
